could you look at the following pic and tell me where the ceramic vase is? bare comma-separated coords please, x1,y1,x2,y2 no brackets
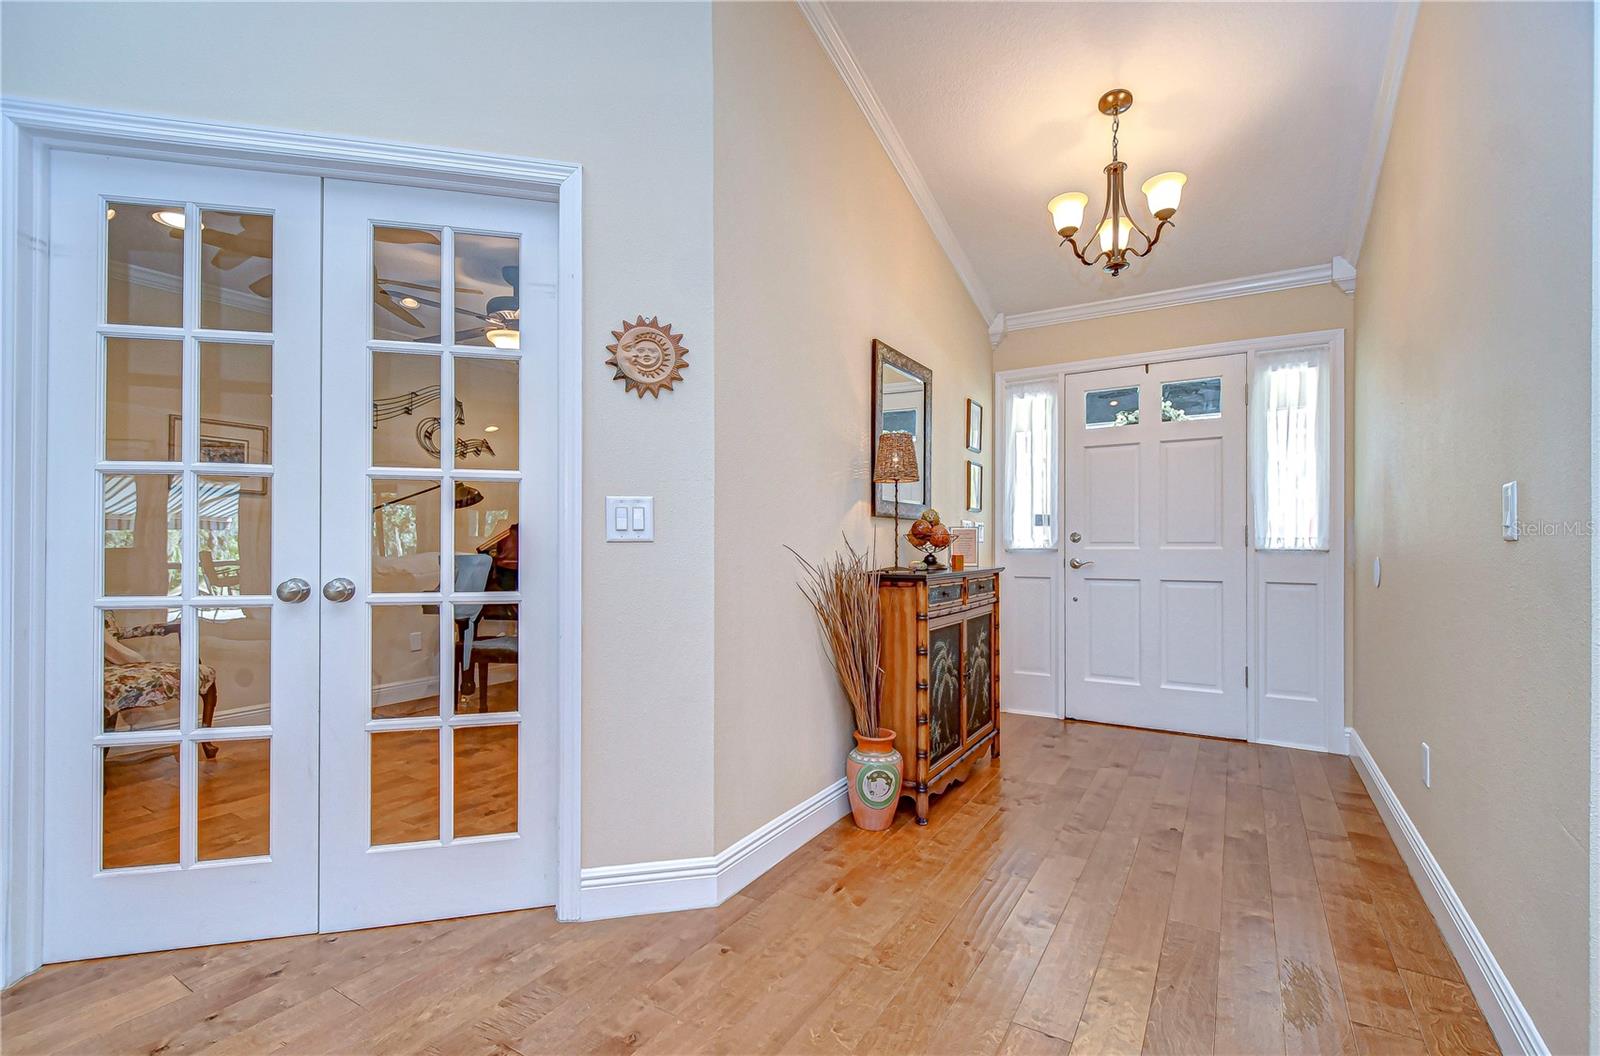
846,729,903,830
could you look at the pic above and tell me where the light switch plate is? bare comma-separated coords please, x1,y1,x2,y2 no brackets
606,496,654,542
1502,481,1518,540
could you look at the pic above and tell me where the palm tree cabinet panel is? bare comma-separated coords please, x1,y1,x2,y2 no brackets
879,567,1002,824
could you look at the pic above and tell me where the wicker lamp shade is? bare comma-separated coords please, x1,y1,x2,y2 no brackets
874,431,919,483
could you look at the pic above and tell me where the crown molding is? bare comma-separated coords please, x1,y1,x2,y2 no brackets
798,1,997,325
1345,1,1418,267
1005,262,1342,333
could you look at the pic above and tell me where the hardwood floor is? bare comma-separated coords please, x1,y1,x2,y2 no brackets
1,716,1498,1055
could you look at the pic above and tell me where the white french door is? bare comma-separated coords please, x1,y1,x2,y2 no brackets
318,181,558,931
41,154,558,961
1062,354,1247,739
43,153,323,959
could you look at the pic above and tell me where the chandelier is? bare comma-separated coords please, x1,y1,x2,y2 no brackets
1047,89,1187,276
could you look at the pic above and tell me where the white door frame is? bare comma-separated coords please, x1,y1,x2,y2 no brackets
994,327,1347,753
1,98,585,986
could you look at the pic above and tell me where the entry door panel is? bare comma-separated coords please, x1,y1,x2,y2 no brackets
1064,355,1246,738
43,153,322,960
318,180,558,931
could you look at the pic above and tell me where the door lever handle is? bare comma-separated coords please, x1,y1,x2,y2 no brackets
1069,558,1094,569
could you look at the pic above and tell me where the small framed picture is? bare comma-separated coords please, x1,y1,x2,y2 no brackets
966,398,982,453
966,460,982,512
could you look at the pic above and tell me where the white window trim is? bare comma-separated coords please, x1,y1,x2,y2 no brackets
994,327,1346,753
1,98,586,986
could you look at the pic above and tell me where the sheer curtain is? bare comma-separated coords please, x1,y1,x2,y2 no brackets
1003,380,1058,550
1250,347,1330,550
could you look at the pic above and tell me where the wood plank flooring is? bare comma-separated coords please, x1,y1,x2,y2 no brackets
1,716,1497,1055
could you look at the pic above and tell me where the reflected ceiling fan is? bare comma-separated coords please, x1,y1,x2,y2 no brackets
374,264,520,348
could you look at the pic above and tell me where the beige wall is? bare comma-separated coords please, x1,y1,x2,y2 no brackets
710,2,994,849
1351,3,1593,1051
3,0,719,867
994,283,1354,372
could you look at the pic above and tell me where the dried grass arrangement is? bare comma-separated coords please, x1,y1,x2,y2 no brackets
788,538,883,738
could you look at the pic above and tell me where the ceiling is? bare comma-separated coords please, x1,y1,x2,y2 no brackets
818,2,1405,321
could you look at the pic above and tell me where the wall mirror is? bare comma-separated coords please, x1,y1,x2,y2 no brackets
872,339,932,518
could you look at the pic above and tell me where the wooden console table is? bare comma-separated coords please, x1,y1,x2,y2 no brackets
879,566,1002,824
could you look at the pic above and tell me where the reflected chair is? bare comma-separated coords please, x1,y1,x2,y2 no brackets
198,552,241,596
453,553,493,700
468,630,517,713
102,612,220,757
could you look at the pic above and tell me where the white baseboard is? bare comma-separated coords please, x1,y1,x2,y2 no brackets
1000,706,1060,720
1346,727,1549,1055
578,778,850,921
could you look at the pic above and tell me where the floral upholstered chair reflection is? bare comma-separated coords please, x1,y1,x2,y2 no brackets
102,612,220,756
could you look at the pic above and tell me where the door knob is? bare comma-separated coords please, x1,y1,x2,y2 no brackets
275,578,311,603
1069,558,1094,569
322,577,356,603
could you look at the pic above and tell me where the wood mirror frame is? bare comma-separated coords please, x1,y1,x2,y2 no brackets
871,339,932,519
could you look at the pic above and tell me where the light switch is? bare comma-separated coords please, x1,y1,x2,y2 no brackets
1502,481,1518,540
605,496,654,542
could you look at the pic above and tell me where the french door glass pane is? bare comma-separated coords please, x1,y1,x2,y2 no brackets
372,227,443,342
371,729,440,845
198,343,272,457
102,473,182,597
197,475,270,596
106,202,183,327
453,725,517,837
454,357,517,469
372,350,444,468
103,606,182,733
371,605,440,719
198,738,271,861
200,211,273,332
197,606,270,728
104,338,182,461
455,603,517,715
456,481,518,592
102,745,180,869
371,478,442,592
452,233,519,348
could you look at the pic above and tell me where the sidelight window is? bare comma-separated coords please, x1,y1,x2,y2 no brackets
1003,380,1059,550
1250,347,1330,550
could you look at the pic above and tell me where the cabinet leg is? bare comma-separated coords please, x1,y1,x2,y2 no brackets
916,790,929,826
991,731,1000,759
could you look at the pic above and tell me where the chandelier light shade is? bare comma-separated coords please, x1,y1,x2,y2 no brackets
1048,89,1186,276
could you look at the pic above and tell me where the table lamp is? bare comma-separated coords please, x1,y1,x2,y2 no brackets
874,430,920,570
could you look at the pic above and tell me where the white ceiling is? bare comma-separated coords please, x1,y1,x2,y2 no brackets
819,1,1404,320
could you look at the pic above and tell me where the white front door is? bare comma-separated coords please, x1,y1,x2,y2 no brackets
41,155,560,960
43,153,323,960
317,180,558,931
1062,354,1247,738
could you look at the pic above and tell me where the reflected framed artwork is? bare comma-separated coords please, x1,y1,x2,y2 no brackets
966,398,982,452
966,460,982,512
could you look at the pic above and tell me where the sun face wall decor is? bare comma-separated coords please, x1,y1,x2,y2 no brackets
605,316,689,398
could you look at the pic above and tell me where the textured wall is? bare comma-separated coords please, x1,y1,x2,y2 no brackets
1351,4,1593,1050
711,2,994,850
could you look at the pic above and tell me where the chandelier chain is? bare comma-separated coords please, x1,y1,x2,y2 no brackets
1111,111,1120,163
